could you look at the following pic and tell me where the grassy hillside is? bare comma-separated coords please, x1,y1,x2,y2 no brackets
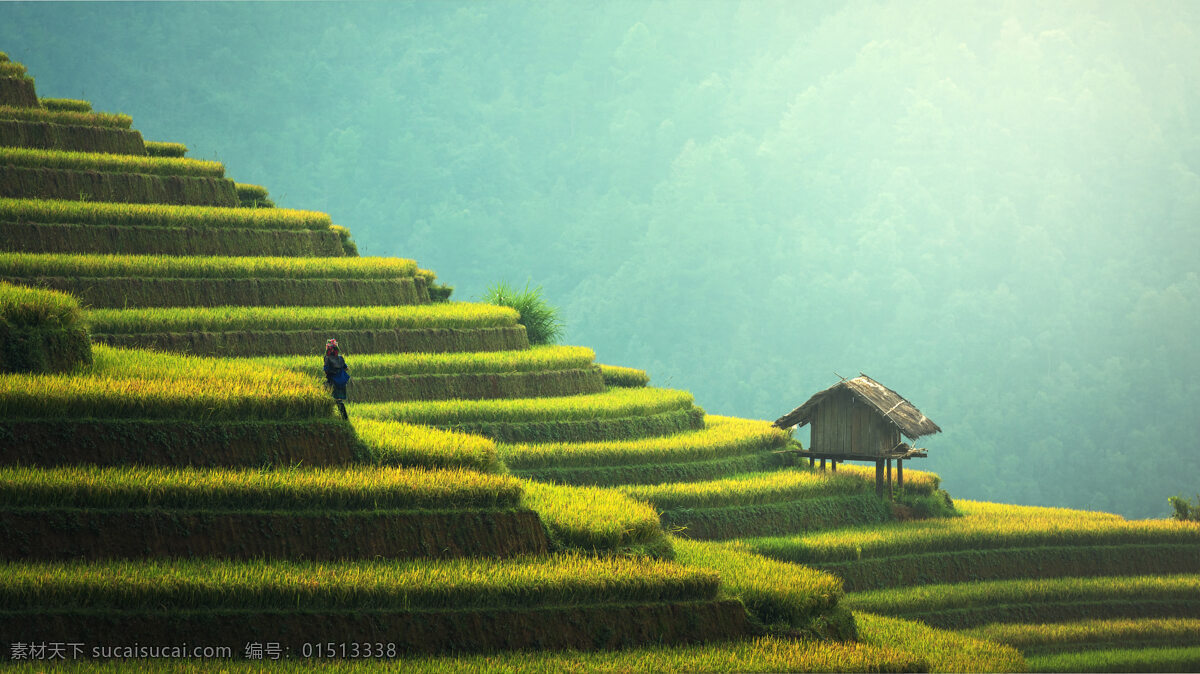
1,48,1196,672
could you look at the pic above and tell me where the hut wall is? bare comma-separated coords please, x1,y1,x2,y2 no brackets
810,389,901,457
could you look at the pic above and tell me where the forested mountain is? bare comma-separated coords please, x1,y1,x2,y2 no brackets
4,0,1196,517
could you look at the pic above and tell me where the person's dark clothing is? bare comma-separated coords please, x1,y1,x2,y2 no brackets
324,351,349,418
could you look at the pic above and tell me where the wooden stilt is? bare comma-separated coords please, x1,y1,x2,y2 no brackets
875,460,884,497
820,458,826,471
809,457,815,468
831,460,837,473
897,459,904,490
886,459,893,500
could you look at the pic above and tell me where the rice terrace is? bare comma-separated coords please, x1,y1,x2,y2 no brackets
2,3,1200,672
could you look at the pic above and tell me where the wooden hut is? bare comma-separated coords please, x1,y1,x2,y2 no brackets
773,374,940,496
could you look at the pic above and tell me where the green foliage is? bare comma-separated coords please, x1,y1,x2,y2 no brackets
444,407,706,443
856,613,1026,673
0,282,90,373
0,197,331,230
620,466,870,510
0,465,521,510
483,280,563,345
329,224,359,256
1170,494,1200,522
144,141,188,157
39,97,90,112
86,303,517,334
347,368,605,403
0,146,223,177
599,363,649,387
520,481,671,557
673,538,845,629
0,104,132,128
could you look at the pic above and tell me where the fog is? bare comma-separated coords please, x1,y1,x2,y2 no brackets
4,1,1197,517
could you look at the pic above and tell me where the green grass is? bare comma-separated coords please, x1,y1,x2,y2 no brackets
0,104,132,128
0,344,328,421
0,146,223,178
599,363,650,387
844,574,1200,628
501,415,785,469
144,141,187,157
0,280,81,327
966,617,1200,654
351,418,500,472
2,222,346,257
0,637,927,673
0,465,521,511
511,451,781,487
235,182,274,207
520,481,670,556
0,554,719,611
0,197,330,230
0,117,147,156
354,387,695,426
254,345,593,377
0,252,416,279
1027,645,1200,672
661,493,896,541
0,281,91,373
39,97,90,112
741,499,1196,565
0,62,28,78
673,538,844,628
86,303,517,334
819,542,1200,592
620,466,870,510
856,613,1026,673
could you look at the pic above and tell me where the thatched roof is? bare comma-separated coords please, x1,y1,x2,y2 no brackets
773,374,942,440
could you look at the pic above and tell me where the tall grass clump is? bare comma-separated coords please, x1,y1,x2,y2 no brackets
0,282,90,373
1170,494,1200,522
144,141,188,157
483,281,563,345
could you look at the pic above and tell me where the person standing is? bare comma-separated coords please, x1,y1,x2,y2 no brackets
324,338,350,420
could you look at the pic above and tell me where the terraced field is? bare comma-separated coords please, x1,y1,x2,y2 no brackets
2,49,1195,671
